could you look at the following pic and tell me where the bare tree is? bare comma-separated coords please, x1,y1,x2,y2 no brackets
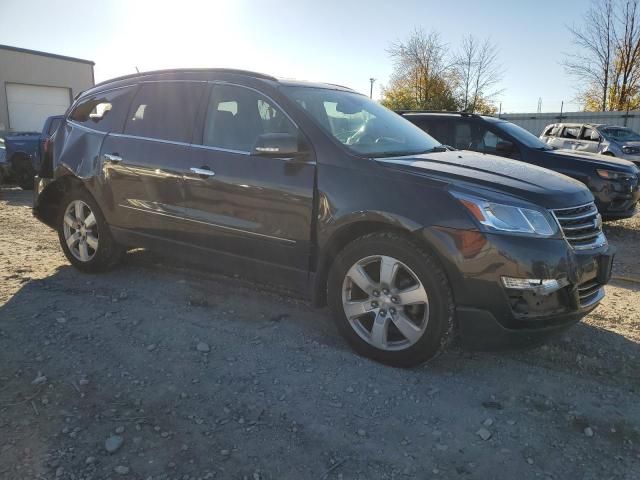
454,35,503,113
611,0,640,109
387,29,457,110
562,0,640,111
456,35,479,111
564,0,615,110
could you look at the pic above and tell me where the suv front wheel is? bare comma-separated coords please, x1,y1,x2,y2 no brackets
328,232,454,367
57,187,123,272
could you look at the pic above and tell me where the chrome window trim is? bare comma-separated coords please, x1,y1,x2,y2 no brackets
139,80,210,84
190,143,251,155
67,120,106,135
206,80,300,130
75,84,137,103
108,132,193,148
118,204,296,244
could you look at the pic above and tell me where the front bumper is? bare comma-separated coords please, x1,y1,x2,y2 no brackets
423,228,614,350
593,177,640,218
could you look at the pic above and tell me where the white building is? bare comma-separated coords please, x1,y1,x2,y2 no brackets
0,44,94,134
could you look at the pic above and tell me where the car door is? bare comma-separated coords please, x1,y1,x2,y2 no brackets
574,126,600,153
185,83,315,271
558,125,581,150
99,81,206,239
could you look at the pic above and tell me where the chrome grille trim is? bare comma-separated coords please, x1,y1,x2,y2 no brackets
552,202,606,250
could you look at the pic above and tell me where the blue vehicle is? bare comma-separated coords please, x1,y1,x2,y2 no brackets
2,115,63,189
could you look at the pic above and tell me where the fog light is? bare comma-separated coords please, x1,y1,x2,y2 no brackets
501,277,568,295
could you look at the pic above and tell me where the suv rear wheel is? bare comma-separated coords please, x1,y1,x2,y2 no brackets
57,187,123,272
328,232,454,367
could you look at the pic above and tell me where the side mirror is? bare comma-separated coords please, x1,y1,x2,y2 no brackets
251,133,299,157
496,140,515,154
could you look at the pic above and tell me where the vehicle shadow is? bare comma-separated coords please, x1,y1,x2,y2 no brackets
2,249,638,388
604,219,640,241
0,185,32,207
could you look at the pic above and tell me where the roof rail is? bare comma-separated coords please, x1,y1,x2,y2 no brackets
396,110,480,117
92,68,278,89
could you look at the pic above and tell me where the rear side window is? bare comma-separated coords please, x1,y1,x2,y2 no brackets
543,125,558,137
202,84,297,152
124,82,206,143
69,87,135,133
452,122,473,149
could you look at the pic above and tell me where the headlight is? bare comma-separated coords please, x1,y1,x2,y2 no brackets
622,146,640,154
596,169,636,181
452,192,558,237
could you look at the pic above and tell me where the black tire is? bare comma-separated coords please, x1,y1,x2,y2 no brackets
328,231,454,367
57,186,123,273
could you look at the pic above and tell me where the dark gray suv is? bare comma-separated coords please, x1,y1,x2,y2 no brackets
33,69,613,366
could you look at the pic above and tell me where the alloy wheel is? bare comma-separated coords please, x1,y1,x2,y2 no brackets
63,200,98,262
341,255,429,351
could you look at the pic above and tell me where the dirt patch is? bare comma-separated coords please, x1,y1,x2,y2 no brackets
1,186,639,479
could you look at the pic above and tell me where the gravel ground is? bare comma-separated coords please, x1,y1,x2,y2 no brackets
1,186,639,480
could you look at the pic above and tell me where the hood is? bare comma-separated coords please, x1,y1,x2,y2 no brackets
549,149,638,171
616,140,640,148
377,150,593,209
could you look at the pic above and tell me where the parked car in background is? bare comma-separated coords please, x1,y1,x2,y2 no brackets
3,115,63,189
400,112,640,219
33,69,614,367
0,138,7,184
540,123,640,165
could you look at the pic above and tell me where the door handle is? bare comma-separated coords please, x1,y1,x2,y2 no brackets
190,167,215,178
103,153,123,164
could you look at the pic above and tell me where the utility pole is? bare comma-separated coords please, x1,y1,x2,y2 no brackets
537,97,542,113
369,78,376,99
498,102,502,118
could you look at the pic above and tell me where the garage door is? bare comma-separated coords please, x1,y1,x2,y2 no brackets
6,83,71,132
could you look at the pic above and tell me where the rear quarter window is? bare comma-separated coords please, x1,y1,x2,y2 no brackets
69,87,135,133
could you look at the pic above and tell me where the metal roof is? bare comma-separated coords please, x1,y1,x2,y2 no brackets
0,44,95,65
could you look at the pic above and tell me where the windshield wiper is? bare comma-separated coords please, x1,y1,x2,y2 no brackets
371,146,449,158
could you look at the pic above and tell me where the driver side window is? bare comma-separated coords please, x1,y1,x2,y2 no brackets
202,85,297,152
479,129,509,153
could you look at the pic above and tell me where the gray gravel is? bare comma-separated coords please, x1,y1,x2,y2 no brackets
1,186,639,479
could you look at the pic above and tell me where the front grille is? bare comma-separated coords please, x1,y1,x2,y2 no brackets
552,202,605,250
577,279,604,307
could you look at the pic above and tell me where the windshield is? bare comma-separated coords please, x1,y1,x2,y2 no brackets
280,86,442,157
496,120,552,149
601,126,640,142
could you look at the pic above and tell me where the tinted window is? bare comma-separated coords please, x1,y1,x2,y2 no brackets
47,117,62,135
69,87,135,133
543,125,559,137
410,118,452,145
453,122,473,149
453,120,510,153
125,82,205,143
493,121,552,149
202,84,297,152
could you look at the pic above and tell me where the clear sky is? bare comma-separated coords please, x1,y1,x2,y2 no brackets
1,0,586,113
